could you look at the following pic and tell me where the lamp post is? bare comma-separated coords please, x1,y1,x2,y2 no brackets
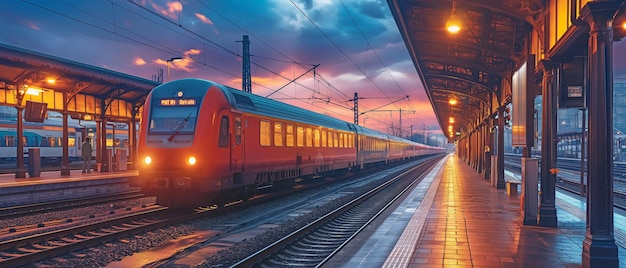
167,57,182,82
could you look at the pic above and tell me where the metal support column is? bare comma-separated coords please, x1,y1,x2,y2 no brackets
538,59,558,227
61,111,70,176
100,118,109,172
497,105,506,189
581,2,620,266
15,93,26,178
61,91,70,176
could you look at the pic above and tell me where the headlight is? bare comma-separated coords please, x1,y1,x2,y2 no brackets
144,156,152,165
187,156,197,165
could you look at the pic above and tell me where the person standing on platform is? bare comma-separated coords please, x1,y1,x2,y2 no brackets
82,137,93,173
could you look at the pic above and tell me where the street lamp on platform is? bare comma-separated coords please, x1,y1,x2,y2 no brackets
167,57,182,82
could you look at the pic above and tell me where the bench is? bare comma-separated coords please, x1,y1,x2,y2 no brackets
504,170,521,196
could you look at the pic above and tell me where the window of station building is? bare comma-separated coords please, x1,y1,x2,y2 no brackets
306,128,313,147
274,122,283,146
321,130,327,147
297,126,304,147
260,120,271,146
314,129,320,147
218,116,230,148
286,124,294,147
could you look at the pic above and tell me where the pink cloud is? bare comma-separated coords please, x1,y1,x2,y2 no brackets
194,13,214,25
133,57,147,66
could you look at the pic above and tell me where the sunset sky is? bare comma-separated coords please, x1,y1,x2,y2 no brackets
1,0,625,137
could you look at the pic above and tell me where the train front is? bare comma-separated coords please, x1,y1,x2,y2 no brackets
136,79,232,208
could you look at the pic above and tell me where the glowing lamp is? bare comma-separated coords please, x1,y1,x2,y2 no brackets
446,14,461,34
187,156,197,165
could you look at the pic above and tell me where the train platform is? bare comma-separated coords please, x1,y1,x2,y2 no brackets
0,169,138,208
326,154,626,267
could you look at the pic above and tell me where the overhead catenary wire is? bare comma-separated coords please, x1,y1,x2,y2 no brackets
21,0,409,131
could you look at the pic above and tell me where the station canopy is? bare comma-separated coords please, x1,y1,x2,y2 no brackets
0,43,159,122
388,0,542,141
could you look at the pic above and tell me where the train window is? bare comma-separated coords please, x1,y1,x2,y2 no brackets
339,133,344,148
347,135,352,148
327,131,333,148
48,137,57,147
68,137,75,147
5,136,15,147
235,116,242,145
218,116,230,148
321,130,327,147
306,128,313,147
123,139,129,148
297,127,304,147
22,136,28,146
333,132,338,147
274,122,283,146
286,124,294,147
149,104,198,134
344,134,349,148
260,120,271,146
314,129,320,147
106,138,113,147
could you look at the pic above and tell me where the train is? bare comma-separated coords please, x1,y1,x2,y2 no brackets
136,78,445,208
0,114,130,166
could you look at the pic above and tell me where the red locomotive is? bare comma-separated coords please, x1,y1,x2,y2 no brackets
136,78,443,208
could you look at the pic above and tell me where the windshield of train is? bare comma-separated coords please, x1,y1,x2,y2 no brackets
148,98,199,135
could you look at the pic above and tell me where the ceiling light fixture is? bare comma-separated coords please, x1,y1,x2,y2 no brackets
446,0,461,34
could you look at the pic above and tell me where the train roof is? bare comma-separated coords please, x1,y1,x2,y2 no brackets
214,81,354,132
160,79,440,149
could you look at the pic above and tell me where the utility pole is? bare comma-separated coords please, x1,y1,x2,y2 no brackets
354,93,359,125
239,35,251,93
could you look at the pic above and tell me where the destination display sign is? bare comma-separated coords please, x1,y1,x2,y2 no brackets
160,99,196,106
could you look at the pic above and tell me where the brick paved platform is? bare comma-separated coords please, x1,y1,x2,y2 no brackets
327,154,626,267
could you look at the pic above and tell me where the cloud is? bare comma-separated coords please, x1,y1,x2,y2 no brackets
134,57,147,66
146,0,182,21
194,13,214,25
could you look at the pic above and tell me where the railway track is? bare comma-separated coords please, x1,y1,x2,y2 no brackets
0,190,145,220
231,157,439,267
0,204,174,267
0,156,441,267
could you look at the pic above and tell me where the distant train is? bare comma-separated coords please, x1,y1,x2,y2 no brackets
136,78,445,208
0,118,129,166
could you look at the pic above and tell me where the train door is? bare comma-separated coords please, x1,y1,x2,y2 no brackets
231,114,244,184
